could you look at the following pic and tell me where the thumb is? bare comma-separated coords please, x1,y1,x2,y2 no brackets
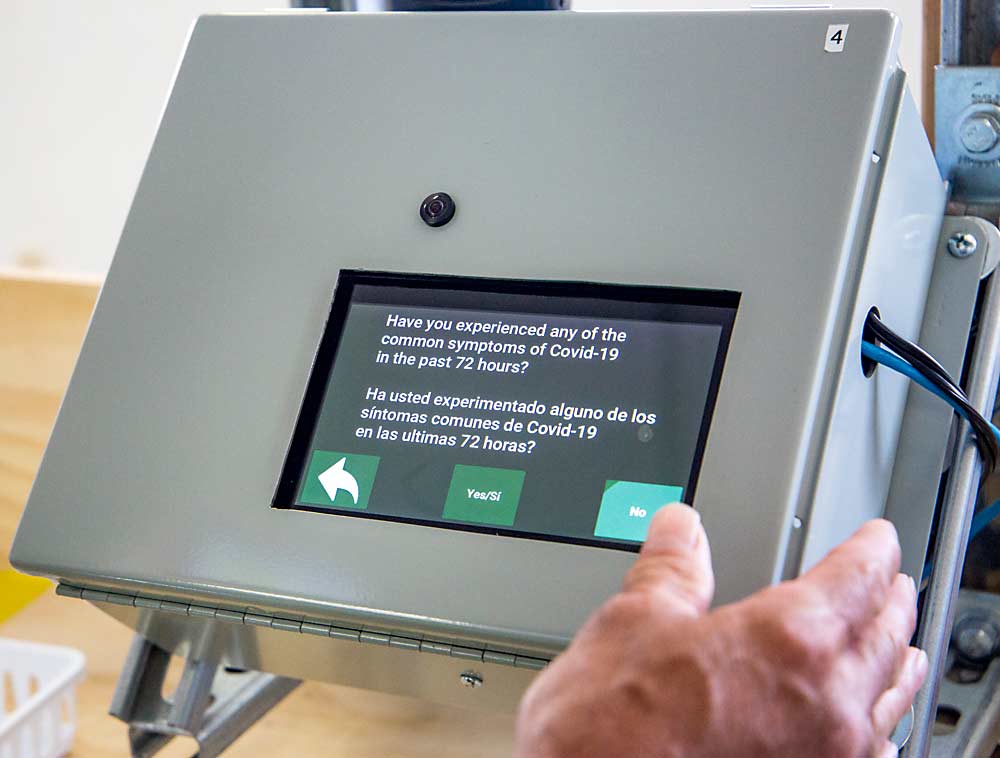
621,503,715,618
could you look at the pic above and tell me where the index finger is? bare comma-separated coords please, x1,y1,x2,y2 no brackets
797,519,901,636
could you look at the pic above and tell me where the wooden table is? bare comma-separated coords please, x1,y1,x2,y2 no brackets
0,272,515,756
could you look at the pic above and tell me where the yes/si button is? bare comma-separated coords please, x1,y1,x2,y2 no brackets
442,464,525,527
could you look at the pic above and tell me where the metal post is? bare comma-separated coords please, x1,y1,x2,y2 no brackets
909,271,1000,757
940,0,963,66
940,0,1000,67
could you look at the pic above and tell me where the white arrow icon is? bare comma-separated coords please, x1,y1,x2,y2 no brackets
318,457,359,505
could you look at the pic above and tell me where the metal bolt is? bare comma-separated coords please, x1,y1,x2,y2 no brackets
953,615,1000,664
960,114,1000,154
948,232,979,258
459,670,484,688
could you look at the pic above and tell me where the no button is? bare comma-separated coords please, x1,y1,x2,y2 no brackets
594,480,685,543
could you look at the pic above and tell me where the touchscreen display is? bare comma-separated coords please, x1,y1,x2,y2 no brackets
273,272,738,550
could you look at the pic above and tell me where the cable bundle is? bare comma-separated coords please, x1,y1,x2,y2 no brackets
861,311,1000,474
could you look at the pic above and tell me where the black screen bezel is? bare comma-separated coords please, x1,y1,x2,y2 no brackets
272,270,739,551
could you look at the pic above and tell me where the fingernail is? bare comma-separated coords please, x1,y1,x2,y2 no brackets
902,648,928,687
654,503,701,548
914,649,929,680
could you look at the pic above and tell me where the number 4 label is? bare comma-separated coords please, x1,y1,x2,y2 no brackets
825,24,849,53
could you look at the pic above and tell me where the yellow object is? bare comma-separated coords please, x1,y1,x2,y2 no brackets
0,275,98,625
0,570,50,623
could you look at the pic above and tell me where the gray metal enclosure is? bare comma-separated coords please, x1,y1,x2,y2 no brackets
12,10,949,709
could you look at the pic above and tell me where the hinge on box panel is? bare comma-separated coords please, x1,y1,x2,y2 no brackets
56,582,548,671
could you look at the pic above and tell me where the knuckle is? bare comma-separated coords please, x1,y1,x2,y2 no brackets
855,556,892,596
771,613,815,657
756,587,842,665
887,623,908,653
867,620,910,671
625,554,712,604
877,519,902,551
594,591,654,630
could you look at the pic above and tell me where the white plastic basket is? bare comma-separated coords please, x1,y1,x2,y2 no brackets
0,640,85,758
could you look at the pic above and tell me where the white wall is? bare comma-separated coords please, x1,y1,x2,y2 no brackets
2,1,924,276
1,1,274,276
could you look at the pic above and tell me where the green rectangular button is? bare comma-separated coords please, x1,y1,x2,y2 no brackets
298,450,380,510
594,480,685,542
443,464,525,527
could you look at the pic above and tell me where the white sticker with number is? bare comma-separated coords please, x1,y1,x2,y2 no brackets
825,24,849,52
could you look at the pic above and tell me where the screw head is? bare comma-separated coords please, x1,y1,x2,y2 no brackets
960,115,1000,154
953,615,1000,664
459,670,484,688
948,232,979,258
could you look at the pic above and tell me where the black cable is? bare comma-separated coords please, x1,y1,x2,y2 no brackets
876,342,998,472
867,314,964,398
921,379,998,473
865,311,1000,473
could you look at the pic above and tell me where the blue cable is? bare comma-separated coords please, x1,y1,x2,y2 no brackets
861,340,1000,581
972,497,1000,538
918,498,1000,582
861,341,1000,446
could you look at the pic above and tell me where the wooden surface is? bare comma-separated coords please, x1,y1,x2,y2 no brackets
0,272,516,756
0,272,99,573
923,0,939,144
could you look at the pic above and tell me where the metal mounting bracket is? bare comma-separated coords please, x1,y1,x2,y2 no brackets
930,591,1000,757
884,216,996,584
109,634,300,758
908,217,1000,756
936,67,1000,210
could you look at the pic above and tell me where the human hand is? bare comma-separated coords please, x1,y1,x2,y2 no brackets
513,505,926,758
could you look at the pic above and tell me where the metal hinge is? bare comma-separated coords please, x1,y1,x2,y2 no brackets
56,583,548,671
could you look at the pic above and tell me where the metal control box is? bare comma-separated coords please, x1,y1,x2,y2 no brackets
12,10,947,710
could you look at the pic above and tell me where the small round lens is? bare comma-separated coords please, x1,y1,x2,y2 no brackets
419,192,456,228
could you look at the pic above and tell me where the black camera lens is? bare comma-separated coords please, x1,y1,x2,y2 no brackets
420,192,456,227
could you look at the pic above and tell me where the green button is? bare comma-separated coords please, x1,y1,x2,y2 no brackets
298,451,380,510
443,464,525,527
594,480,685,543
